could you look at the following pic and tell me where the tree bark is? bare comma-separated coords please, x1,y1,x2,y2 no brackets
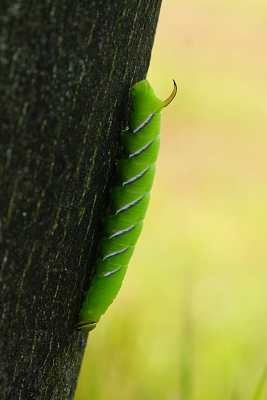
0,0,162,398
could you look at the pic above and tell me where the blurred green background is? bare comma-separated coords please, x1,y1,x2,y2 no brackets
75,1,267,399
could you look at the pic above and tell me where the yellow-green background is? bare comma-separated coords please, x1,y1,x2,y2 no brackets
75,1,267,398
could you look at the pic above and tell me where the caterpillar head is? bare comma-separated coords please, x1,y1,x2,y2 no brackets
77,320,97,332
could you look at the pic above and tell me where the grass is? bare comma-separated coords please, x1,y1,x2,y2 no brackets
75,1,267,398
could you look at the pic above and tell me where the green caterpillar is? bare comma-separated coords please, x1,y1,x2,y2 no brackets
77,79,177,332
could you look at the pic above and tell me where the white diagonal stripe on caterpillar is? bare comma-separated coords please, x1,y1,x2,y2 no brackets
103,267,122,277
115,195,144,214
133,113,155,134
122,167,149,187
108,225,135,239
102,246,130,260
129,140,154,158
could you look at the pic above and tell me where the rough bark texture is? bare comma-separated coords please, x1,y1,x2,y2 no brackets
0,0,162,398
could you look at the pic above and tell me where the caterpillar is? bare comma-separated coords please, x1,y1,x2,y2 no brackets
77,79,177,332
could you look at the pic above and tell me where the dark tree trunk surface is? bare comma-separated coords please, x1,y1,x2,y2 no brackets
0,0,162,398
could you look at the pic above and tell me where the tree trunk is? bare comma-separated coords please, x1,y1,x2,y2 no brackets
0,0,162,398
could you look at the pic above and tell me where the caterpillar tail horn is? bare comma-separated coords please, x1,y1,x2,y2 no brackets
163,80,177,107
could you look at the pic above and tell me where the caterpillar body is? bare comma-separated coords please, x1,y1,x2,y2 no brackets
77,79,177,332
